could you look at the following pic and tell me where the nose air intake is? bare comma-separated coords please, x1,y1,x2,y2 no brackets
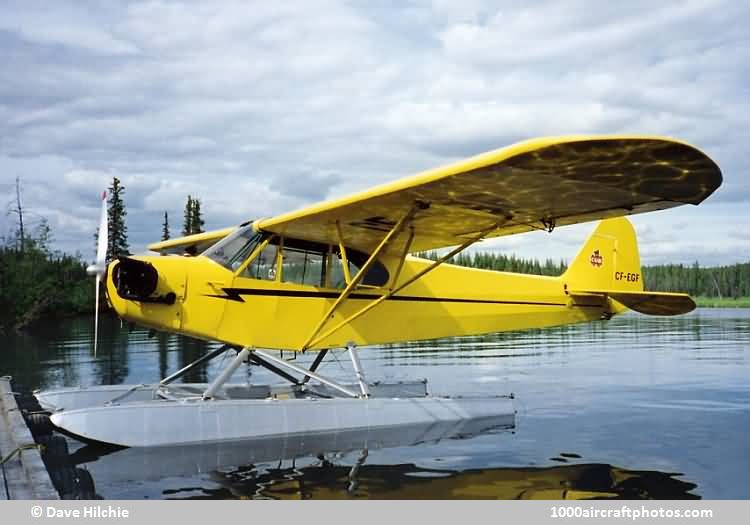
112,257,176,305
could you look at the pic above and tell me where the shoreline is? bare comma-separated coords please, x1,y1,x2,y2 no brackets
694,297,750,308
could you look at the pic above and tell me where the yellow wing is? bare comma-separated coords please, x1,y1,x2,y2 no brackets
257,135,721,254
148,227,236,255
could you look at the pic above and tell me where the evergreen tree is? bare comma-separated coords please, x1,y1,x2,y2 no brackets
107,177,130,259
182,195,193,236
181,195,205,235
161,211,170,241
191,198,205,234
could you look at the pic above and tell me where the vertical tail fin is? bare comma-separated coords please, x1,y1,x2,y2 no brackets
563,217,643,292
565,217,695,315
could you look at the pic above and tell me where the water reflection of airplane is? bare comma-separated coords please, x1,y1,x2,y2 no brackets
215,462,699,500
69,416,698,500
38,135,722,447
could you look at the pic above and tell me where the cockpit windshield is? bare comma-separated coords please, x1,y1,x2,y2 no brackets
203,225,264,271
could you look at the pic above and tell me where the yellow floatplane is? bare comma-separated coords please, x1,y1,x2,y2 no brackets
39,135,722,447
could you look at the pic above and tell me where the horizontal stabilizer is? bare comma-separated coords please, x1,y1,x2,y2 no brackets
571,290,696,316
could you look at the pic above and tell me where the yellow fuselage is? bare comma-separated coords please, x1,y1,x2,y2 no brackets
106,252,617,351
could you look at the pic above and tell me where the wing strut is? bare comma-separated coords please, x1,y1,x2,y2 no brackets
301,221,500,351
390,226,415,289
298,203,422,351
335,221,353,285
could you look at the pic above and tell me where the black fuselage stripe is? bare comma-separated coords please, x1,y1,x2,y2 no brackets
206,287,601,308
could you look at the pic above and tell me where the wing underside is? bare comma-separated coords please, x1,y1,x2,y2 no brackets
257,135,722,254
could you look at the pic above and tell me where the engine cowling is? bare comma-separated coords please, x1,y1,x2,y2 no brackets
112,257,175,304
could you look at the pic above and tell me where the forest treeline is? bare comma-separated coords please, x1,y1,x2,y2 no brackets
420,251,569,276
0,227,94,333
642,263,750,299
419,251,750,299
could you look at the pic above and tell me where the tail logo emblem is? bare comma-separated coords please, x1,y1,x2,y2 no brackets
590,250,603,267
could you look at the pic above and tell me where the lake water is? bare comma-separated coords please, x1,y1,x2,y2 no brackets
2,308,749,499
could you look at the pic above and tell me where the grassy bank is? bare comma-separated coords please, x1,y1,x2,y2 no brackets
694,296,750,308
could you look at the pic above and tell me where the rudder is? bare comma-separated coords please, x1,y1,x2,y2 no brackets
563,217,643,293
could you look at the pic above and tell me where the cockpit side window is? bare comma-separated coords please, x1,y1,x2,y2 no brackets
241,241,279,281
281,245,326,287
327,246,389,288
345,250,390,287
276,239,389,288
222,231,390,288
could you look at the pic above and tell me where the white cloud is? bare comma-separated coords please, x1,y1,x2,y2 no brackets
0,0,747,264
0,2,139,55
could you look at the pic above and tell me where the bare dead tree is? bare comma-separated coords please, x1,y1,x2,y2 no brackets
12,176,25,253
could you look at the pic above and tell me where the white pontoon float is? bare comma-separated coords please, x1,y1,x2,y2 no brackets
74,415,515,483
37,344,515,448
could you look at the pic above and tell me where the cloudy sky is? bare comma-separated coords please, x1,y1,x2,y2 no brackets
1,0,747,266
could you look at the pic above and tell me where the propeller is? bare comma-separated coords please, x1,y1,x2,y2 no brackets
86,191,108,357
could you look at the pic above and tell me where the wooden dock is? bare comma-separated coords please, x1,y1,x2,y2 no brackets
0,377,58,500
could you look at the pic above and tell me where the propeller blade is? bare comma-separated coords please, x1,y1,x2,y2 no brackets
96,190,108,268
89,190,107,357
94,274,100,357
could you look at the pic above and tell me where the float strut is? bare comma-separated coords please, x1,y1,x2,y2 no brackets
160,344,233,386
253,349,358,398
347,343,370,398
202,348,250,400
301,349,329,385
248,353,301,385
